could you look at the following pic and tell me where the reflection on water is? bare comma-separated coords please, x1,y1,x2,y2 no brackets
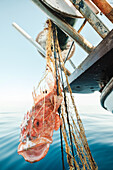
1,111,113,170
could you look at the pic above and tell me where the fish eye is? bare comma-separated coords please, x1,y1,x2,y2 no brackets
43,90,47,94
37,121,39,126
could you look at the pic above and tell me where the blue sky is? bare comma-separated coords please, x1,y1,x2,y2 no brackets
0,0,112,113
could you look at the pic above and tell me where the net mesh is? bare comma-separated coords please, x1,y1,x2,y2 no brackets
45,19,98,170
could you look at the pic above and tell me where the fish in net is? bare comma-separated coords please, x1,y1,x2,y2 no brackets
18,19,98,170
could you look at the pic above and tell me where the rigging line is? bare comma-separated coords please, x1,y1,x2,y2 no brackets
77,19,87,34
52,22,65,170
61,112,72,145
61,110,77,168
58,50,77,170
64,41,74,63
64,19,87,68
56,36,77,169
69,58,76,70
64,41,76,70
58,46,97,170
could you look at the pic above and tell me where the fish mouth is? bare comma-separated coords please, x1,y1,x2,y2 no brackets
18,136,52,163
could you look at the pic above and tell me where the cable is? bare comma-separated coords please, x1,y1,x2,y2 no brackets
52,23,76,169
58,48,76,170
52,23,65,170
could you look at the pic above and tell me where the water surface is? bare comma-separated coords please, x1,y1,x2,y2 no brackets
1,111,113,170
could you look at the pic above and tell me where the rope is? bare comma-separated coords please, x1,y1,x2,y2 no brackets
52,22,65,170
45,19,98,170
57,43,76,169
56,34,97,170
55,22,97,169
64,41,74,64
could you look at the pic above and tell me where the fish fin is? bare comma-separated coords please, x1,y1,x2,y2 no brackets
54,113,60,131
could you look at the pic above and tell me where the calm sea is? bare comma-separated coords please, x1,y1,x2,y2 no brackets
1,111,113,170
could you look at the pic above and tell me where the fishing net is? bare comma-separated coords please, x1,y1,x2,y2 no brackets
45,19,98,170
18,18,98,169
